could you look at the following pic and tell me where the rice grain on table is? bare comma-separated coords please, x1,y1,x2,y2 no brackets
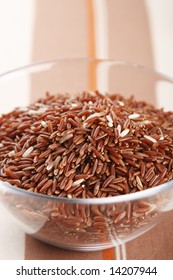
1,90,173,198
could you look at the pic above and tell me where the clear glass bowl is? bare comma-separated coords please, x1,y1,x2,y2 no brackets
0,58,173,251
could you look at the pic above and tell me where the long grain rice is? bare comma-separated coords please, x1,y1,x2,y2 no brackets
0,90,173,200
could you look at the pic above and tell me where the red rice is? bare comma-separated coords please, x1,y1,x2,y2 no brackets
1,90,173,199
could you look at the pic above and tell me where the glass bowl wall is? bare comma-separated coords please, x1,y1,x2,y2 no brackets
0,58,173,251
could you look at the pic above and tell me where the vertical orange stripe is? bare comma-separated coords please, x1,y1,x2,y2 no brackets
87,0,97,90
102,247,116,260
88,0,96,58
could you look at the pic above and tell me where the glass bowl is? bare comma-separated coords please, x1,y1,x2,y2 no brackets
0,58,173,251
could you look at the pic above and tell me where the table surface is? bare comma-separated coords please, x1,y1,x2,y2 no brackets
0,205,25,259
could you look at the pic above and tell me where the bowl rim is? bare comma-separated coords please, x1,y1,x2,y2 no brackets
0,57,173,83
0,179,173,205
0,57,173,205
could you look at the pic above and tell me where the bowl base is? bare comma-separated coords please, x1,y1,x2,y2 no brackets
30,222,156,252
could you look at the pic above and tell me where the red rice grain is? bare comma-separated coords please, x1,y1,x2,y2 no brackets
0,90,173,199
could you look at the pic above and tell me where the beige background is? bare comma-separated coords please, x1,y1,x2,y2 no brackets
0,0,173,73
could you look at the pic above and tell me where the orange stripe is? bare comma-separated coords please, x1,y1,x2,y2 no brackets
87,0,96,90
88,0,96,58
102,247,116,260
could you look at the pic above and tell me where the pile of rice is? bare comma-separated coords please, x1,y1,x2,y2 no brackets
0,90,173,198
